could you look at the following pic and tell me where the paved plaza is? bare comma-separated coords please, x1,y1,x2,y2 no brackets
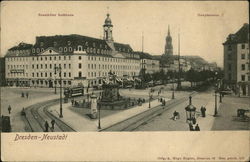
1,85,249,132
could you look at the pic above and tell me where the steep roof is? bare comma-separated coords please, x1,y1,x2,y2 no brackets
9,42,33,50
133,51,153,59
223,23,249,45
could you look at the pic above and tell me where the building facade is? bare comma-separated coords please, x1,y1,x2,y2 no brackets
134,52,160,74
5,13,141,88
223,23,250,96
0,57,6,86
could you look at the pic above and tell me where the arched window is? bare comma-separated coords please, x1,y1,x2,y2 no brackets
32,49,35,53
64,47,67,52
78,46,82,51
69,47,72,52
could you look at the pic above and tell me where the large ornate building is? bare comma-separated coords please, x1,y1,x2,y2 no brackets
5,13,141,88
223,23,250,96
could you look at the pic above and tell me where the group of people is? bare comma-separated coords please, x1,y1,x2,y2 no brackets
44,120,56,132
159,98,166,106
21,92,29,99
189,123,200,131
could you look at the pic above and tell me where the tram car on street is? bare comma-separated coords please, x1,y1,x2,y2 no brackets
64,86,84,98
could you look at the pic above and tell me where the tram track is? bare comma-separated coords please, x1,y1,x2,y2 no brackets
24,97,79,132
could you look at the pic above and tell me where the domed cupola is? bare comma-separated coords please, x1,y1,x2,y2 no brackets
103,13,113,42
104,13,113,27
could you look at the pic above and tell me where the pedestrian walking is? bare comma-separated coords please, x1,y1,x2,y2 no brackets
21,92,24,98
173,111,179,120
195,124,200,131
189,123,194,131
51,119,55,131
44,121,49,132
26,92,29,98
200,106,206,117
8,105,12,114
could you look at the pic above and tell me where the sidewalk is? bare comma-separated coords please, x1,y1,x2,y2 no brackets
48,99,165,131
1,87,60,132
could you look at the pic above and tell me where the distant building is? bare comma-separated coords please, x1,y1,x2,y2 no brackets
133,51,160,74
223,23,249,96
0,57,6,86
164,25,173,55
4,13,141,88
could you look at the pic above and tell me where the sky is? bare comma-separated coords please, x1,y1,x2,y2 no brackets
1,1,249,67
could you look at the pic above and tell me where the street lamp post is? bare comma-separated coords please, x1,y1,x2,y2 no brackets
55,65,63,118
172,74,175,99
185,96,196,124
149,88,152,108
214,90,218,117
98,104,101,129
98,91,102,129
219,92,222,103
54,67,57,94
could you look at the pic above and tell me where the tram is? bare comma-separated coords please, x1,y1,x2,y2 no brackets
64,86,84,98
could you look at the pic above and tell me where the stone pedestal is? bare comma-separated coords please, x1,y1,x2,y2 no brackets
90,94,97,119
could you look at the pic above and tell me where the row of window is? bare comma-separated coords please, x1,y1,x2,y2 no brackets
31,80,71,85
39,41,109,49
85,71,137,78
8,73,28,77
87,55,139,63
8,65,28,69
6,57,29,62
31,72,71,78
32,64,71,70
86,63,139,70
228,44,248,51
32,55,71,61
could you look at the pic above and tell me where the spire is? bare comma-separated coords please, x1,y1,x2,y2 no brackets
168,25,170,36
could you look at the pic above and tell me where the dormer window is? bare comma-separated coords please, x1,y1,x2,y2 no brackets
40,42,44,46
54,42,57,46
59,47,63,52
49,49,52,53
67,41,71,46
97,49,100,54
37,48,40,53
119,48,121,51
93,48,96,53
85,42,88,46
78,46,82,51
69,47,72,52
64,47,67,52
100,44,102,48
93,43,95,47
90,48,93,53
41,48,44,52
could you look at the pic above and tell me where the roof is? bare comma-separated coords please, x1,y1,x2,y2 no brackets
33,34,112,53
6,34,135,58
8,42,33,50
114,42,133,53
133,51,153,59
223,23,249,45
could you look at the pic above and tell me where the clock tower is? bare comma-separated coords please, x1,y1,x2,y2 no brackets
164,25,173,55
103,13,113,42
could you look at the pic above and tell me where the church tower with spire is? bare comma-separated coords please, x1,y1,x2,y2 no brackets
164,25,173,55
103,13,113,42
